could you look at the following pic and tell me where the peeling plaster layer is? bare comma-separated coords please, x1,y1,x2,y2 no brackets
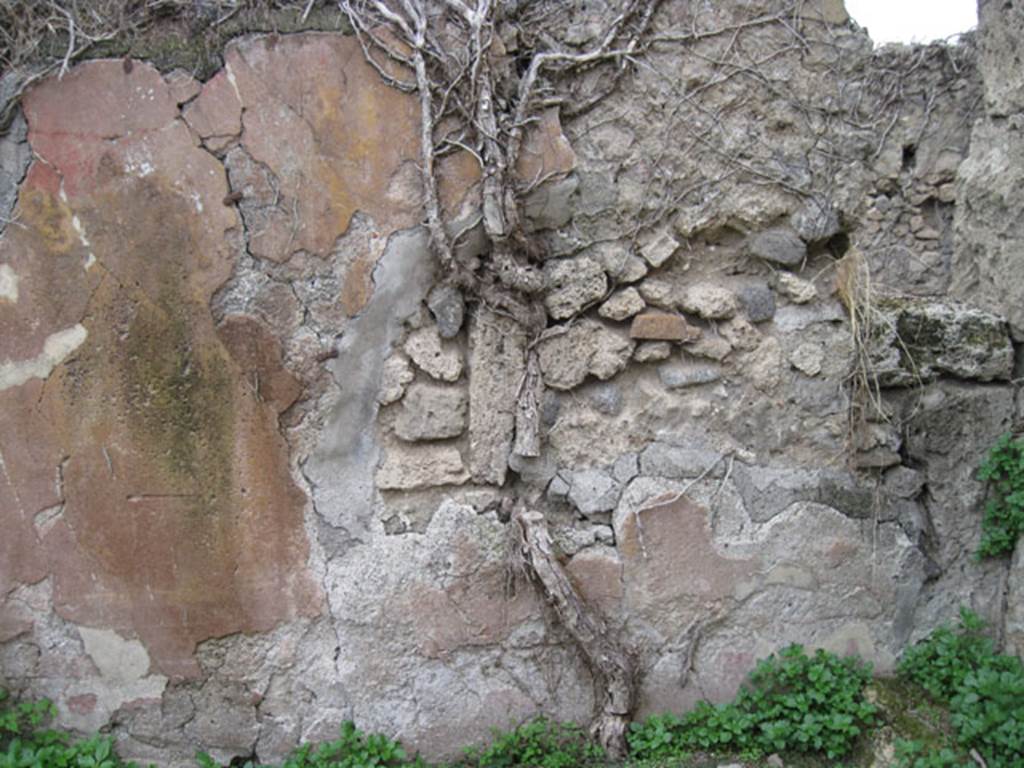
304,226,434,534
0,263,18,302
0,324,86,390
67,626,168,733
1,58,321,681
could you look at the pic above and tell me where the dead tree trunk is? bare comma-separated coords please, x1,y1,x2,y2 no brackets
513,506,635,758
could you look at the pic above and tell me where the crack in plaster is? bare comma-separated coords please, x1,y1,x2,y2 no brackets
0,110,32,239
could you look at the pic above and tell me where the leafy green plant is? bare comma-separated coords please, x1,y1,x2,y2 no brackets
461,717,603,768
948,664,1024,767
897,609,1024,768
893,739,972,768
628,645,876,762
625,713,686,761
977,432,1024,558
0,688,136,768
198,722,413,768
898,608,995,700
0,690,55,738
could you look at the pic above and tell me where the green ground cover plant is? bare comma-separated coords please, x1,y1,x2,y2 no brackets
460,718,604,768
0,688,134,768
628,645,877,762
976,433,1024,558
895,609,1024,768
197,720,414,768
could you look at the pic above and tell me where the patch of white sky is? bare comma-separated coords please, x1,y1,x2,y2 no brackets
844,0,978,45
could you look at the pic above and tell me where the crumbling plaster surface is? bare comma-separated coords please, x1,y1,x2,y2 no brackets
0,1,1021,765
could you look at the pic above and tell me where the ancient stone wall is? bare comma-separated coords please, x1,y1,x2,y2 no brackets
0,1,1021,765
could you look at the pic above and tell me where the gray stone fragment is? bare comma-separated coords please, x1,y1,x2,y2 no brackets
427,284,465,339
538,329,589,390
508,452,559,486
547,473,571,501
586,242,648,283
739,285,776,323
657,361,722,389
637,277,676,309
791,200,841,243
394,383,468,441
553,525,604,556
978,0,1024,116
543,256,608,320
748,227,807,267
633,341,672,363
883,466,924,499
0,72,22,128
731,464,827,523
611,254,649,283
720,316,761,352
788,377,844,413
589,327,637,380
541,390,562,426
468,308,526,485
537,320,634,390
852,448,902,470
612,453,639,484
594,525,615,545
789,342,824,376
954,115,1024,338
376,444,470,490
568,468,621,515
575,171,618,215
446,213,489,265
523,175,579,230
378,353,414,405
744,336,783,392
404,325,464,382
773,301,846,332
187,683,260,762
679,284,739,319
904,381,1013,580
598,287,645,321
817,475,884,519
638,227,679,268
584,381,623,415
851,423,902,471
868,299,1013,385
687,334,732,361
128,686,195,745
639,443,724,479
778,272,818,304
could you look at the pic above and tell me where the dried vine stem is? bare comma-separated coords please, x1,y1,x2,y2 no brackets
339,1,659,755
337,0,660,340
337,0,660,450
512,505,634,759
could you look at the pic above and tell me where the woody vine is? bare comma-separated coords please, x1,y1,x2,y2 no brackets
337,0,661,756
